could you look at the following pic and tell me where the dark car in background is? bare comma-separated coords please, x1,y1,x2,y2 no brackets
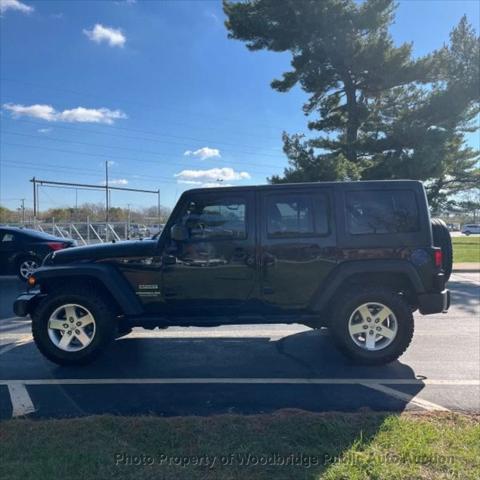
0,227,76,281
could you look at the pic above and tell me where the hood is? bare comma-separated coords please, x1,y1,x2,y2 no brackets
47,240,158,265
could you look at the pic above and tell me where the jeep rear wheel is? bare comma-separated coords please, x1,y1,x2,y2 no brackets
32,289,116,365
330,287,414,365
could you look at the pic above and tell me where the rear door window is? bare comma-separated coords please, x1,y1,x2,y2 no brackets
346,190,419,235
266,193,329,238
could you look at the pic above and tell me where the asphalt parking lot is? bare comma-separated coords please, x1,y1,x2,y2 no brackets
0,273,479,419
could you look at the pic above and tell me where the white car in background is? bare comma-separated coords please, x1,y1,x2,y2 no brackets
146,224,164,237
461,224,480,235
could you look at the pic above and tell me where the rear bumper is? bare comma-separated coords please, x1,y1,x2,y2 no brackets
418,289,450,315
13,292,43,317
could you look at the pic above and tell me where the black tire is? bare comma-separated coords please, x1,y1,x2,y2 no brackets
32,287,117,366
431,218,453,282
329,287,414,365
16,256,40,282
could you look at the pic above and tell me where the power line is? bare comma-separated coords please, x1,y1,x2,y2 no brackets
3,117,285,154
1,161,175,184
0,76,293,135
2,129,286,163
0,142,282,176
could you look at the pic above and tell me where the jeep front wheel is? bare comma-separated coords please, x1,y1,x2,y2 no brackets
330,287,414,365
32,289,116,365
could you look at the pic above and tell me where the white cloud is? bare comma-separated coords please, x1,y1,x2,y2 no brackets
102,178,128,186
184,147,221,160
83,24,126,48
0,0,34,14
4,104,56,120
175,167,250,185
38,128,52,134
3,103,127,125
202,182,233,188
205,11,221,25
58,107,126,124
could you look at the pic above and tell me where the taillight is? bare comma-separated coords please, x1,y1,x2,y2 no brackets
47,242,66,251
434,249,443,268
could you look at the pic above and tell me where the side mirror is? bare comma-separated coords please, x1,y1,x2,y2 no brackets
170,223,188,242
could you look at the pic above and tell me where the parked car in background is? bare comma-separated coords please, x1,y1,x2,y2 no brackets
461,224,480,235
146,224,165,237
0,227,76,280
129,224,148,238
446,223,460,232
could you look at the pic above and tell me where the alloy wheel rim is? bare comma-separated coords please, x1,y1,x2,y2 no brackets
47,304,96,352
19,260,38,279
348,302,398,351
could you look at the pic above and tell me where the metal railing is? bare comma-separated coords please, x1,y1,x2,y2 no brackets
4,221,164,245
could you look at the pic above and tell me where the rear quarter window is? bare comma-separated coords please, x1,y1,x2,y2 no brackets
346,190,419,235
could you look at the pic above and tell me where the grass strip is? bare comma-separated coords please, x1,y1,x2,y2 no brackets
1,411,479,479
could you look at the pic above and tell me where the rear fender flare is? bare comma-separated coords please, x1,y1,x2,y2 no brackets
311,260,424,312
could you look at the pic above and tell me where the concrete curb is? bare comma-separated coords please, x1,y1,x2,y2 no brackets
452,264,480,273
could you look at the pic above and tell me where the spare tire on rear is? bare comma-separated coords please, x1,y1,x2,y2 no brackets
431,218,453,282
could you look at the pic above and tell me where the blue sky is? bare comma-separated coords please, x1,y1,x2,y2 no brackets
1,0,479,213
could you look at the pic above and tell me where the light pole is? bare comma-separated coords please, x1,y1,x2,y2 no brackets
20,198,25,225
127,203,131,239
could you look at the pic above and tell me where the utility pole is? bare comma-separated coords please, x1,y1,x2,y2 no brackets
157,189,161,225
20,198,25,225
105,161,109,224
32,177,37,223
127,203,131,239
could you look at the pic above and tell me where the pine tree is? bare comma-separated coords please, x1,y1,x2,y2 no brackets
224,0,479,205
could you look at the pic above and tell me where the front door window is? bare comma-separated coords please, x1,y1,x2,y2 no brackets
162,192,255,314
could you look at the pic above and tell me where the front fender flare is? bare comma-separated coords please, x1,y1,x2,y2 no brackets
33,263,144,316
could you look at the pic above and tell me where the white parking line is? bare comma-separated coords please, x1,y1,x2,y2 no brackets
361,383,450,412
0,335,33,356
1,378,478,386
3,377,475,418
7,383,35,417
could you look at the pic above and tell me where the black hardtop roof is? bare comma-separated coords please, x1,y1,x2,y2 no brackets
183,179,424,196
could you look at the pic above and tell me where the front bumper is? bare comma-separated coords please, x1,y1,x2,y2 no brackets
13,292,43,317
418,289,450,315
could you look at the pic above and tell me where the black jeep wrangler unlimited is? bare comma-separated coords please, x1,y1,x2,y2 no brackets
14,180,451,366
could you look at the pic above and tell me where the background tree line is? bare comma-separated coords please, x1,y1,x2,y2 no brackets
224,0,480,209
0,203,171,225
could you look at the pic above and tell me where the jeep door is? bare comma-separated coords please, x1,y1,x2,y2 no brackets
259,187,337,312
161,190,257,316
